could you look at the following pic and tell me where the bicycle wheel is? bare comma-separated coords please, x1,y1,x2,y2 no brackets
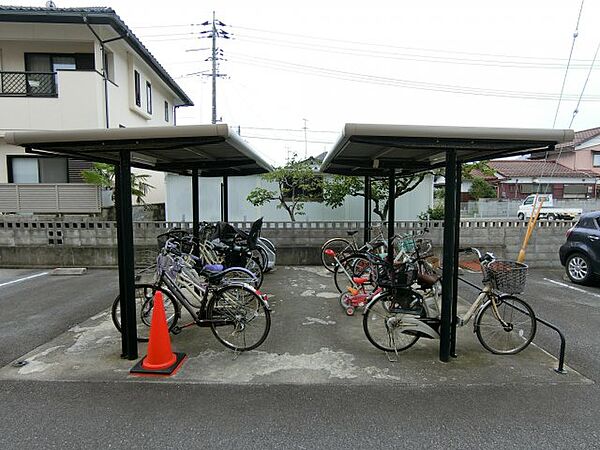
244,257,264,288
111,284,180,342
321,238,353,272
251,246,269,273
207,284,271,351
475,295,536,355
362,291,421,353
334,253,377,293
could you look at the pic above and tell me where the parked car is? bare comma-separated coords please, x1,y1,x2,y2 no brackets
559,211,600,284
517,194,582,221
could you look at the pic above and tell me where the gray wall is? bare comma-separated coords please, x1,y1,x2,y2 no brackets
165,174,434,222
463,198,600,218
0,217,574,269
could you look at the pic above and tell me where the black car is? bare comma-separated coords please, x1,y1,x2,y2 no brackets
559,211,600,284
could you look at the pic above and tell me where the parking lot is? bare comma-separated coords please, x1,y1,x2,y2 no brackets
0,265,596,387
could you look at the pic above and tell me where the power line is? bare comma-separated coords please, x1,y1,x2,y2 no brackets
239,126,338,134
569,37,600,127
552,0,586,127
233,33,599,71
135,22,598,66
241,134,336,144
231,24,597,64
226,53,600,101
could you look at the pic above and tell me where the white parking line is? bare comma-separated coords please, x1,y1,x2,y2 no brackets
0,272,49,288
543,278,600,299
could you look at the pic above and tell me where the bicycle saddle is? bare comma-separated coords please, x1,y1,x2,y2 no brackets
346,230,359,236
200,266,226,283
352,277,369,285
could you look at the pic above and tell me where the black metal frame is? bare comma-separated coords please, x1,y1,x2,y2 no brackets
115,150,138,359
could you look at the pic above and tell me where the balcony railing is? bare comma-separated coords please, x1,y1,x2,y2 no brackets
0,184,101,214
0,71,57,97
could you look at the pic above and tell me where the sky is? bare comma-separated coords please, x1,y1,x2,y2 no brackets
6,0,600,165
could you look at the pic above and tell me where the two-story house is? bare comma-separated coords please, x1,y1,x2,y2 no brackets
0,5,193,214
531,126,600,174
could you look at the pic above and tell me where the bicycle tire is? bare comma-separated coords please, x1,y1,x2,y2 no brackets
251,246,269,273
244,257,264,288
111,284,180,342
362,291,421,353
333,252,377,293
475,295,536,355
207,284,271,351
320,238,354,272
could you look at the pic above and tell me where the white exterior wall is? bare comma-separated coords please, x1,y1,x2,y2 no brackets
0,22,187,203
165,173,434,222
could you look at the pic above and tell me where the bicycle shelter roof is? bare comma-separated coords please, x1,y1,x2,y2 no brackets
4,124,274,177
319,123,574,175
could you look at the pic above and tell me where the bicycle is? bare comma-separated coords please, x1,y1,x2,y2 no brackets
320,225,387,272
112,240,271,351
332,229,436,294
362,247,536,358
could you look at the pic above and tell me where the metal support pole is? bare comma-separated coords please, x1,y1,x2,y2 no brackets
450,160,462,358
387,170,395,263
440,149,457,363
115,150,137,360
221,175,229,222
191,168,200,255
363,175,371,245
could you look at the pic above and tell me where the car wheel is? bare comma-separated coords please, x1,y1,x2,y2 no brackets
517,212,525,220
547,214,556,221
566,253,593,285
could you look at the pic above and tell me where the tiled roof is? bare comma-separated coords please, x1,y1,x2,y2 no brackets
488,160,596,179
0,6,193,106
556,126,600,150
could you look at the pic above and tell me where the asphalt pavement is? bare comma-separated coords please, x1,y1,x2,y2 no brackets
0,266,598,449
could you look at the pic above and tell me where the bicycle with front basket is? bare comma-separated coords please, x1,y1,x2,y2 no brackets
362,247,536,358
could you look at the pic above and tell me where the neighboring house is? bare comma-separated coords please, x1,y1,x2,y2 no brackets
531,126,600,175
485,160,597,200
0,5,193,214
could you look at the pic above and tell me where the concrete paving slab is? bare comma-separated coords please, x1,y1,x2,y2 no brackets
0,266,592,387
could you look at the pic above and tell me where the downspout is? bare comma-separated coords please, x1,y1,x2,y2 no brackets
83,16,128,129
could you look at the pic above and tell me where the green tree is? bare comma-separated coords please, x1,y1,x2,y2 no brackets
469,176,497,200
246,159,323,221
322,173,427,222
81,162,154,205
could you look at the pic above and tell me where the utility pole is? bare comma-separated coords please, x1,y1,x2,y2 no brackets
302,118,308,159
199,12,230,124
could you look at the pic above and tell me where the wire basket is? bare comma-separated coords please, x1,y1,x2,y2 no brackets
486,260,528,294
157,229,194,253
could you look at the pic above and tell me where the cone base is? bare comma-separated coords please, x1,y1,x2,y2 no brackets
130,352,187,377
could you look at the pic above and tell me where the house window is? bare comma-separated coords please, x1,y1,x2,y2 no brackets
104,50,115,82
164,101,169,122
8,157,68,183
134,70,141,107
563,184,588,199
25,53,94,72
519,183,551,195
146,81,152,114
593,153,600,167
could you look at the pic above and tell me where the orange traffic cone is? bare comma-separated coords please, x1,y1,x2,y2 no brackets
130,291,186,376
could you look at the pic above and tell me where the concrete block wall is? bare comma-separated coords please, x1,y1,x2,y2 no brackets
0,217,574,268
